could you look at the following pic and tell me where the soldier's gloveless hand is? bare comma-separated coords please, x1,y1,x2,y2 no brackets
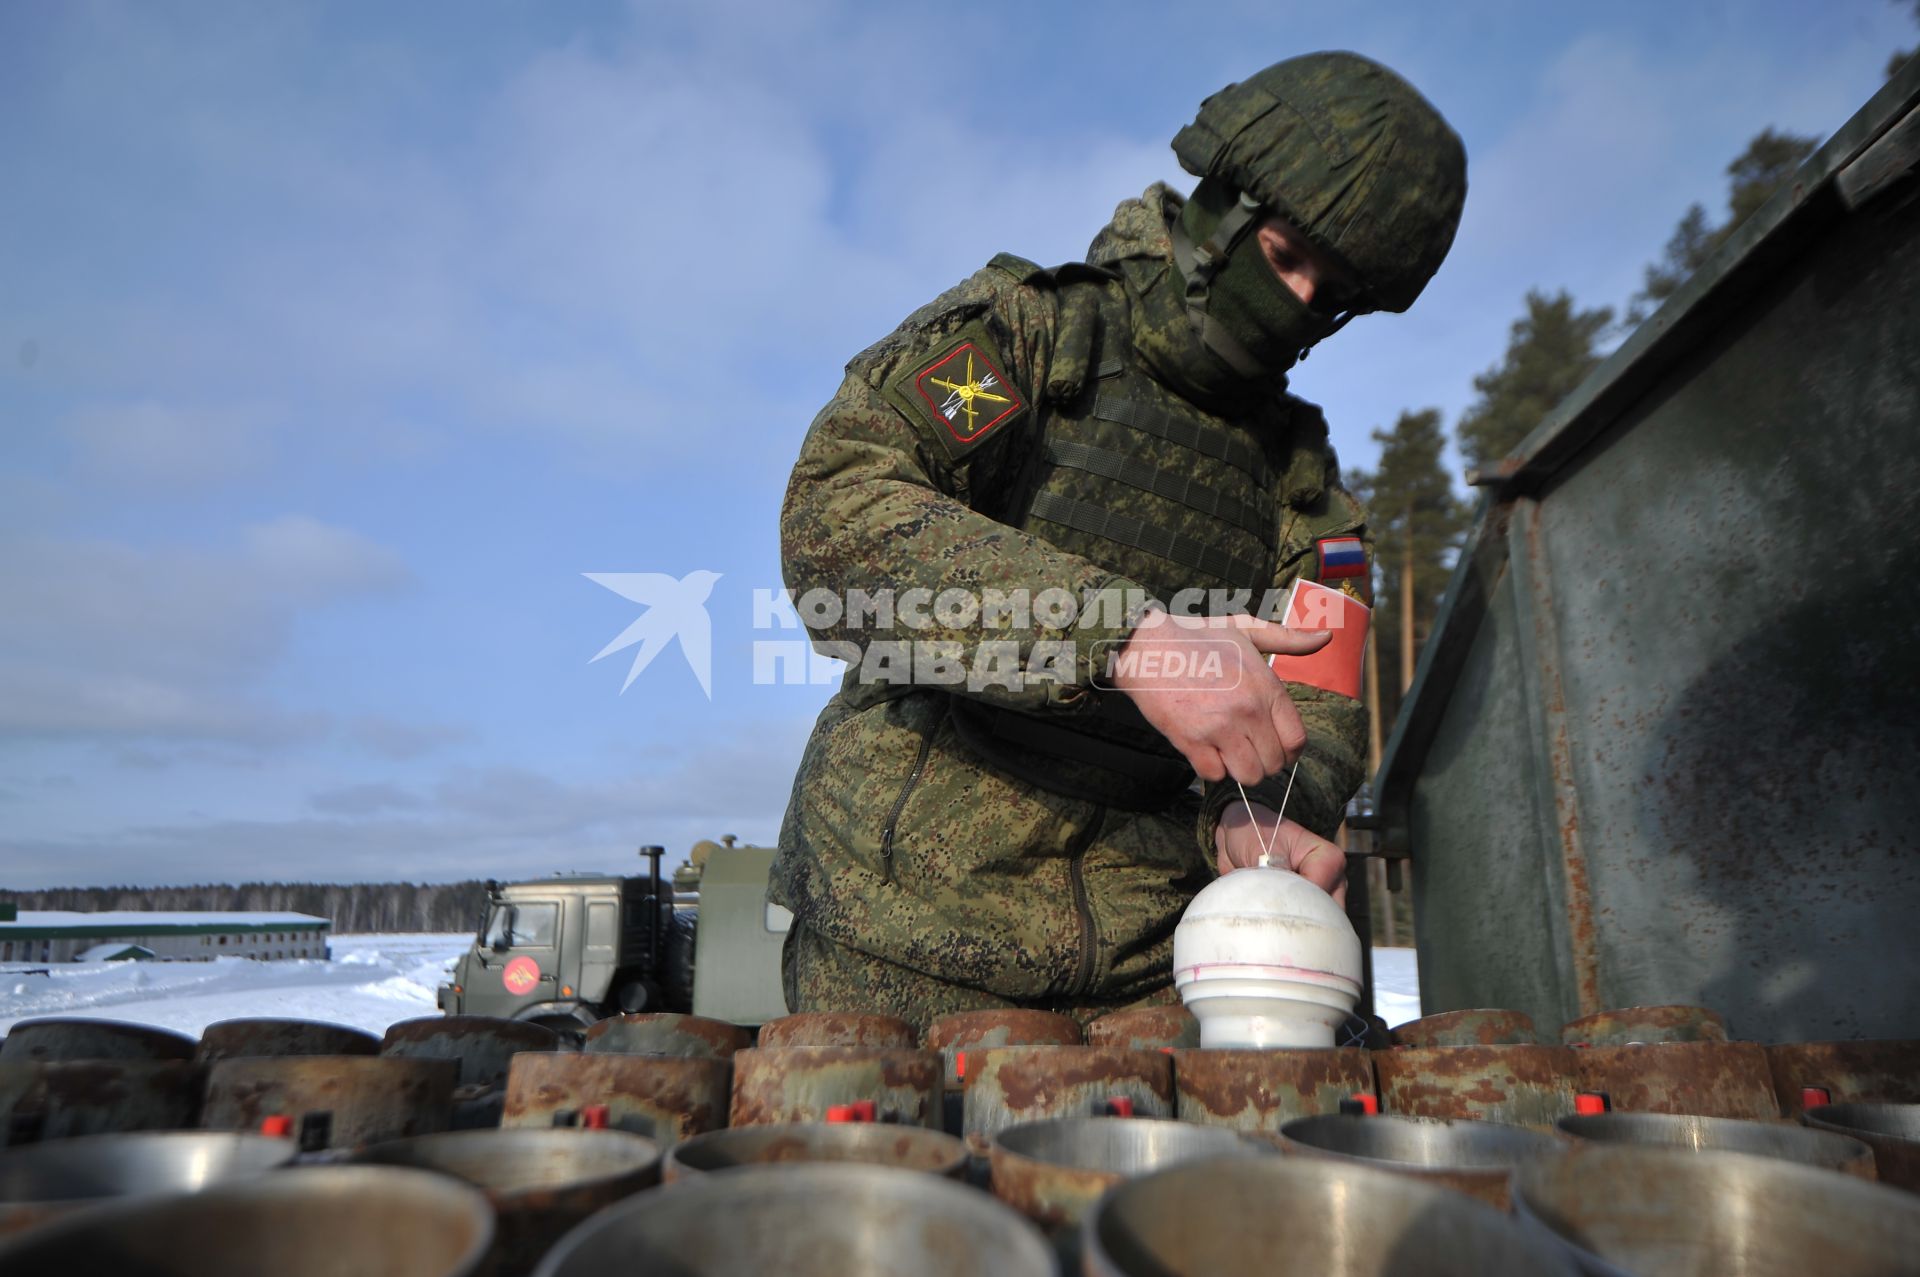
1111,608,1330,786
1215,802,1348,904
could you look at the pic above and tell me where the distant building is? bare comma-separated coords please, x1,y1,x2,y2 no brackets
0,909,331,964
73,942,157,962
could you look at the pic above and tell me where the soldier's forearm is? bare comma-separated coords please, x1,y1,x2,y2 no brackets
1194,683,1367,858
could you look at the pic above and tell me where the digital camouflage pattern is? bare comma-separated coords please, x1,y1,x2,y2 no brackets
933,211,1359,812
1007,298,1284,605
781,922,1182,1030
771,183,1372,1029
1172,51,1467,313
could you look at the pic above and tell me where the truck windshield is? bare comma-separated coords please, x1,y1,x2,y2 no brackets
484,901,558,949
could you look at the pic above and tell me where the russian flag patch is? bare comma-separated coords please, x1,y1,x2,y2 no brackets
1316,536,1368,581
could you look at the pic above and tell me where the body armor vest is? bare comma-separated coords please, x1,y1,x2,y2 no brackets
1017,357,1279,605
949,278,1293,810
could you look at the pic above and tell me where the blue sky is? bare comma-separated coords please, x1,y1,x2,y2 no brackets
1,0,1909,888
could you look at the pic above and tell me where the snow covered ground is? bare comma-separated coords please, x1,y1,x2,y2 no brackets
0,933,467,1040
1,936,1423,1040
1370,946,1421,1030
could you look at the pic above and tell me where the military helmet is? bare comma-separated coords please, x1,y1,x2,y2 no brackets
1172,51,1467,313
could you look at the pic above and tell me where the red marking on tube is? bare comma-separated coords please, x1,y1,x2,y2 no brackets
581,1105,610,1130
260,1115,293,1138
1575,1092,1611,1115
1801,1087,1832,1109
1105,1096,1135,1117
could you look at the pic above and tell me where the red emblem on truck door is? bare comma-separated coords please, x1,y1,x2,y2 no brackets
502,955,541,995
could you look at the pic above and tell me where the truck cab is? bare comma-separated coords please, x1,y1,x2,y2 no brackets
437,841,789,1030
439,867,684,1031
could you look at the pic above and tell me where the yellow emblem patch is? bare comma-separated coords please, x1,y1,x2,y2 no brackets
912,340,1023,445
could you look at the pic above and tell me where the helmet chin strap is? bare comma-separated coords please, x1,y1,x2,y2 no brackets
1170,191,1359,376
1296,306,1358,361
1168,192,1271,378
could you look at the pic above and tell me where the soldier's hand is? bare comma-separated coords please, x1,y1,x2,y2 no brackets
1216,803,1348,905
1109,608,1329,785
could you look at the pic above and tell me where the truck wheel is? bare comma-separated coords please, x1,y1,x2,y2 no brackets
615,979,662,1014
663,909,697,1012
528,1008,597,1042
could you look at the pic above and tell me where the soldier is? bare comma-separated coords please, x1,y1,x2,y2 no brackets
772,52,1467,1027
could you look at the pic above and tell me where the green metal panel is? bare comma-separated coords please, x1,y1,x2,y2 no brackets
1378,64,1920,1042
1404,564,1579,1022
691,845,790,1026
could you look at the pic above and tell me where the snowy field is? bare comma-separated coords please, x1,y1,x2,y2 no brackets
1369,947,1421,1030
1,935,1422,1040
0,933,466,1040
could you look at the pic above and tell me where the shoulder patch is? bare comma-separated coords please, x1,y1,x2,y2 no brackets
881,323,1028,461
1315,535,1368,580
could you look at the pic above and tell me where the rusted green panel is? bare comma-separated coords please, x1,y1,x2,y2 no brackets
1377,63,1920,1042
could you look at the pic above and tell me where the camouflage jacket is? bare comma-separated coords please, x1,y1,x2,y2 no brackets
770,185,1371,1004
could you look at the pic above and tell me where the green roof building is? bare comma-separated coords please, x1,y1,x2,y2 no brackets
0,910,330,964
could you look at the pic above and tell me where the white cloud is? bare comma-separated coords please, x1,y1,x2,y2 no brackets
0,519,411,744
0,672,328,747
0,725,812,887
9,2,1907,488
242,516,412,600
1454,34,1682,294
63,401,274,488
309,782,423,816
347,717,474,762
5,1,1194,481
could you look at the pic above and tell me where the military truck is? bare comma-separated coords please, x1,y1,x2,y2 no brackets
437,840,789,1029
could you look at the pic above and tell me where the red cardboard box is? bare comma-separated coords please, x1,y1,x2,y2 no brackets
1266,578,1370,700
